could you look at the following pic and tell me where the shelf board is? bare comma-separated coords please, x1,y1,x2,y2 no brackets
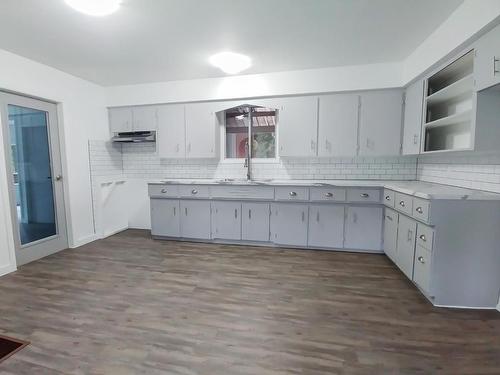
421,147,473,155
425,74,474,105
424,109,472,129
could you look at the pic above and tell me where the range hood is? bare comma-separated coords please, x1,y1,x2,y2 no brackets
111,131,156,143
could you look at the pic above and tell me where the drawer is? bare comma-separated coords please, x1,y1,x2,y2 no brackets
275,186,309,201
394,192,413,215
412,197,430,222
210,185,275,200
383,189,395,208
346,188,381,203
413,244,432,294
178,185,210,198
148,184,179,198
309,187,346,202
416,223,434,251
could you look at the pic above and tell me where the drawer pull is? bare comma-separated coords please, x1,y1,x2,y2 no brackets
399,200,405,207
385,195,391,201
418,256,425,264
191,189,198,195
325,192,334,198
419,234,426,242
416,207,423,214
289,191,297,197
161,188,167,193
360,193,369,198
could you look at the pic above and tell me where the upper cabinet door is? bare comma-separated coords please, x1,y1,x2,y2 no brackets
359,90,403,156
474,24,500,92
402,80,424,155
185,102,219,159
278,96,318,157
157,104,186,158
318,94,359,157
109,107,133,133
132,106,158,131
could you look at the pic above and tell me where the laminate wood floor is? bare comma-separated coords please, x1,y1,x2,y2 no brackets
0,229,499,374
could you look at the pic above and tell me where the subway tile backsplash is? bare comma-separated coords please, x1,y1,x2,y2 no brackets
88,141,500,194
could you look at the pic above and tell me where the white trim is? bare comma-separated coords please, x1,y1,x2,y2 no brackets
497,298,500,312
70,234,99,248
101,226,128,239
0,264,16,277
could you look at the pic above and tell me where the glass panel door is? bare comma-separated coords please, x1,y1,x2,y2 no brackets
9,105,57,244
0,93,67,266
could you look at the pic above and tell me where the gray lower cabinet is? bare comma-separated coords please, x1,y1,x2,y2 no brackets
270,203,308,247
241,203,270,242
150,199,180,237
307,205,344,248
344,206,383,250
180,200,211,239
212,201,241,240
395,214,417,279
383,208,399,263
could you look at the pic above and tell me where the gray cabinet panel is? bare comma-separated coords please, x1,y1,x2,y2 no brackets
396,214,417,279
270,203,308,247
383,208,399,263
241,203,270,242
402,80,424,155
307,205,344,248
212,201,241,240
150,199,180,237
180,200,211,239
344,206,383,251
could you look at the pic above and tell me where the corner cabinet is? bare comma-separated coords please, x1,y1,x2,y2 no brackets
402,80,424,155
358,90,404,156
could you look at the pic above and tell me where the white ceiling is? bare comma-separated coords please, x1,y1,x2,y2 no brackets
0,0,464,86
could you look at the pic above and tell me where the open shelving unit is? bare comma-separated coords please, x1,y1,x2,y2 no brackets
423,50,475,153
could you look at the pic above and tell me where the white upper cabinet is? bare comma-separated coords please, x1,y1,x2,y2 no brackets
132,106,158,131
318,94,359,157
157,104,186,158
109,107,133,133
474,24,500,92
402,80,424,155
359,90,403,156
109,106,158,133
278,96,319,157
185,102,219,159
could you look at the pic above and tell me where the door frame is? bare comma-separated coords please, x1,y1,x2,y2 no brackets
0,92,68,266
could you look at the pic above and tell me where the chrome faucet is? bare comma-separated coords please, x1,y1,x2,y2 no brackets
244,111,252,181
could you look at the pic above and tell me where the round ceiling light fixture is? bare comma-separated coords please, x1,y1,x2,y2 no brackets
209,52,252,75
64,0,122,16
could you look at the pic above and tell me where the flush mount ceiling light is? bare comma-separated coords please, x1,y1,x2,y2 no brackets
64,0,122,16
209,52,252,75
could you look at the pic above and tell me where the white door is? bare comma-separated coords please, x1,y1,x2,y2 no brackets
318,94,359,156
157,104,186,158
0,93,68,266
359,90,403,156
383,208,399,262
474,24,500,91
278,96,318,157
150,199,180,237
344,206,383,251
241,203,270,242
212,201,241,240
396,215,417,279
271,203,308,247
132,106,158,131
180,200,211,239
185,102,218,158
402,80,424,155
109,107,133,133
307,205,344,248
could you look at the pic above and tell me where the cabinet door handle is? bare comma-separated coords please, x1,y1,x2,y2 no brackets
407,229,413,242
325,192,333,198
419,234,426,242
234,209,238,219
413,134,419,145
353,212,358,223
416,207,423,214
289,191,297,197
386,215,393,221
316,212,320,222
191,189,198,195
187,143,191,153
310,140,316,152
302,211,305,222
418,256,425,264
176,144,180,153
399,200,405,207
185,207,188,216
248,209,251,219
360,193,369,198
325,139,329,152
161,188,167,193
494,56,499,74
173,206,176,216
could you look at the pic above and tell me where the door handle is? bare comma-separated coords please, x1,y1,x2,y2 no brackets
316,212,320,222
360,193,369,198
494,56,499,74
325,192,333,198
417,256,425,264
185,207,188,216
248,209,251,219
234,209,238,219
419,234,426,242
416,207,423,214
301,211,305,222
173,207,176,216
55,175,62,181
399,201,405,207
407,229,413,242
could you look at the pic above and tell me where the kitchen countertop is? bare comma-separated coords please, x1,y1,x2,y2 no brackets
147,179,500,200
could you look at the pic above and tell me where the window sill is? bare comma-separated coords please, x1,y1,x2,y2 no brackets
220,158,280,165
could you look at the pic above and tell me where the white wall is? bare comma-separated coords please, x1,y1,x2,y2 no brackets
0,48,108,275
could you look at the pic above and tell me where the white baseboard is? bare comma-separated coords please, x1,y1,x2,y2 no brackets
496,301,500,312
0,263,17,277
70,234,99,249
102,226,128,239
